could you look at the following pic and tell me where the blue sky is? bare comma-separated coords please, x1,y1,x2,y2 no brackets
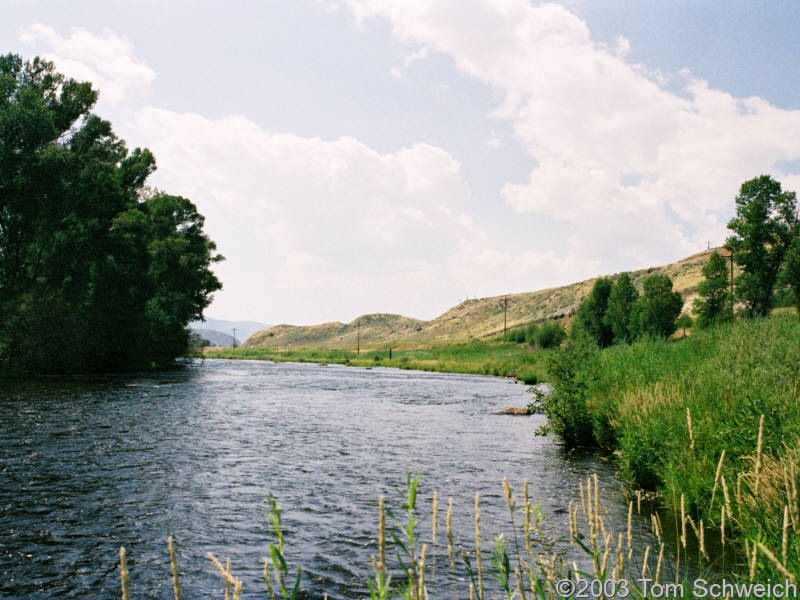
3,1,800,324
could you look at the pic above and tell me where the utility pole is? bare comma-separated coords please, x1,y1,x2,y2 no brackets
232,328,237,351
503,296,508,335
357,320,360,356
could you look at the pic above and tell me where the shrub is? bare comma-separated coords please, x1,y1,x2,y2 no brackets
531,329,599,448
534,321,566,349
523,323,539,346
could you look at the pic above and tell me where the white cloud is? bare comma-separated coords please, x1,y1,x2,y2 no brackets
390,46,429,78
133,107,599,322
346,0,800,268
132,107,525,322
18,23,155,105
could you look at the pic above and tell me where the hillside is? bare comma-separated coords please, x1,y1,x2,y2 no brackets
189,318,271,343
191,329,236,347
245,248,729,350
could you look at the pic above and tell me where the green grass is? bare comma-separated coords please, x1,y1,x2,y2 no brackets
203,340,548,384
583,313,800,579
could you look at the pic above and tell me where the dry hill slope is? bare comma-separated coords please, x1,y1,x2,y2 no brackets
245,248,728,350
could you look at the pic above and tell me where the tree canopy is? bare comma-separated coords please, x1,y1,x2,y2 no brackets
604,272,638,344
573,277,613,347
693,250,732,328
630,274,683,339
726,175,798,317
0,54,222,373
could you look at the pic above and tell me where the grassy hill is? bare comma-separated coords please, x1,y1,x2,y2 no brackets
245,248,730,350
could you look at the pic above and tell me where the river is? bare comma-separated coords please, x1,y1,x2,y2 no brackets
0,359,659,599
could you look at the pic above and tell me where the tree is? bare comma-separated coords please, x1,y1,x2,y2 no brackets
781,231,800,314
0,55,222,373
630,274,683,339
675,314,693,337
573,277,614,347
726,175,798,317
693,250,732,328
604,273,639,344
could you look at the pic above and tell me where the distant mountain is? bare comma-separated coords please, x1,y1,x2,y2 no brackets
189,318,271,345
191,329,236,347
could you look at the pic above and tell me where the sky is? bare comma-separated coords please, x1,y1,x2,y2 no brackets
4,0,800,325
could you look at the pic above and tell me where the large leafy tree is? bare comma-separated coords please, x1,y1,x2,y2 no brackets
781,231,800,314
693,250,732,328
630,274,683,339
0,54,222,373
573,277,613,347
603,272,638,344
726,175,798,317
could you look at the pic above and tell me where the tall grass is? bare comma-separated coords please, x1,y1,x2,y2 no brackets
582,314,800,580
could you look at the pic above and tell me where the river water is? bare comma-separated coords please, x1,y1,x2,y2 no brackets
0,359,657,599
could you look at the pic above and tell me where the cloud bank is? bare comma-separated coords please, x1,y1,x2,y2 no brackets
349,0,800,268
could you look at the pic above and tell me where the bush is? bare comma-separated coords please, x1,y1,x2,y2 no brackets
531,329,599,448
535,321,566,349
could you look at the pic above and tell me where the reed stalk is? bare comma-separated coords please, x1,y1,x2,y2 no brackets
475,491,484,600
168,536,182,600
754,414,765,497
264,557,275,600
222,563,233,600
756,541,797,584
379,495,386,572
119,547,130,600
711,450,726,509
783,505,790,565
446,497,454,569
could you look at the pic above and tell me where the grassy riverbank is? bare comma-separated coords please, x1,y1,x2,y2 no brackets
584,313,800,579
203,340,548,384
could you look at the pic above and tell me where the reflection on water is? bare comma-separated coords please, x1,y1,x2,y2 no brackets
0,359,655,599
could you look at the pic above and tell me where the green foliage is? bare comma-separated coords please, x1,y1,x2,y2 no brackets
629,274,683,339
523,323,539,346
503,322,538,345
726,175,798,317
266,495,302,600
589,314,800,577
209,340,548,384
675,313,693,336
780,230,800,313
385,473,428,599
0,55,221,373
534,320,566,349
188,331,211,348
603,273,638,344
693,251,732,328
573,278,614,347
531,328,599,448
